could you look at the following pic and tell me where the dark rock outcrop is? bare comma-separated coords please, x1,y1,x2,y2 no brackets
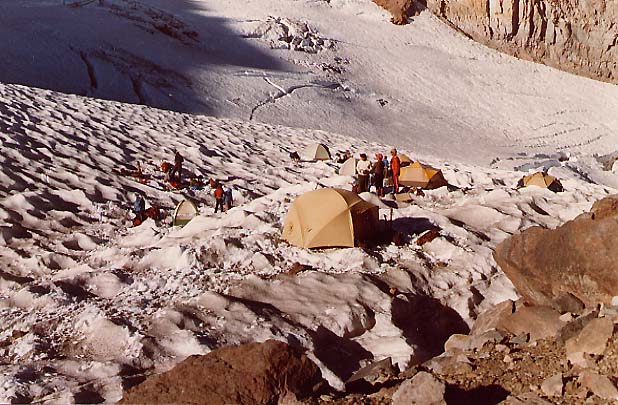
372,0,618,84
494,195,618,308
120,340,326,404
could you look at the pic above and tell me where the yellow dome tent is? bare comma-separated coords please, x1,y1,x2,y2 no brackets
303,143,331,161
399,161,448,189
172,199,198,227
281,188,379,249
517,172,563,192
398,153,413,167
338,157,357,176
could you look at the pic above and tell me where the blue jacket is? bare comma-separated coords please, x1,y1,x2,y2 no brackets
133,197,145,213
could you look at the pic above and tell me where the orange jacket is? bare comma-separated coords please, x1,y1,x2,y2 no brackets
214,188,224,199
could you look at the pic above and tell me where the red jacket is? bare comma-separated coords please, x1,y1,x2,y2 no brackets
391,155,401,175
214,188,224,199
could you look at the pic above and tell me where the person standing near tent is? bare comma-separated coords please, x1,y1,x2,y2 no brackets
373,153,385,197
214,183,225,213
223,186,233,211
356,153,371,193
170,151,184,181
390,148,401,194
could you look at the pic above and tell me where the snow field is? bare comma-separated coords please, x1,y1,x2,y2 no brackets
0,82,614,401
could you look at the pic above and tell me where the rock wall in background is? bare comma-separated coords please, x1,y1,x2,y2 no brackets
373,0,618,84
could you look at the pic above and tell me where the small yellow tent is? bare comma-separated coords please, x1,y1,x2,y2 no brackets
303,143,331,161
517,172,563,192
398,153,413,167
338,157,357,176
281,188,379,249
172,199,198,227
399,161,448,189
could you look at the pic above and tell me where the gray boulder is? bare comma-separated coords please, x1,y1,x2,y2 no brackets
391,371,446,405
497,305,565,342
578,370,618,400
565,317,614,366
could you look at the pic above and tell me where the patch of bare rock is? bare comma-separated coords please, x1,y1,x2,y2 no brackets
120,309,618,403
314,300,618,404
372,0,618,84
120,340,327,404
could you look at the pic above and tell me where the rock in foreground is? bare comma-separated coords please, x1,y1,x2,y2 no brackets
120,340,326,404
494,195,618,308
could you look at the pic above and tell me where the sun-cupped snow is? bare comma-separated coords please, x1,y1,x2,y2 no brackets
0,82,614,402
1,0,618,401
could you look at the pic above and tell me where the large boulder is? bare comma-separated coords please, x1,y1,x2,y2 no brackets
494,195,618,308
120,340,326,404
372,0,618,84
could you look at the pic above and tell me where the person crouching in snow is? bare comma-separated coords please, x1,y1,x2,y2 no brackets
290,151,301,163
214,183,225,213
356,153,371,193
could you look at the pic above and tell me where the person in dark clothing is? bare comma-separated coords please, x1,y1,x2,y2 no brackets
214,183,225,213
133,195,145,215
290,151,301,163
170,151,184,181
373,153,385,197
223,186,233,211
132,195,146,226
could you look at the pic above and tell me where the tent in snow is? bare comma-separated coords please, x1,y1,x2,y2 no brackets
517,172,563,192
338,157,357,176
303,143,331,161
281,188,379,249
398,153,413,167
172,199,198,227
399,161,448,189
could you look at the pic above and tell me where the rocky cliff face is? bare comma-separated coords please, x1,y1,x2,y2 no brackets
374,0,618,84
